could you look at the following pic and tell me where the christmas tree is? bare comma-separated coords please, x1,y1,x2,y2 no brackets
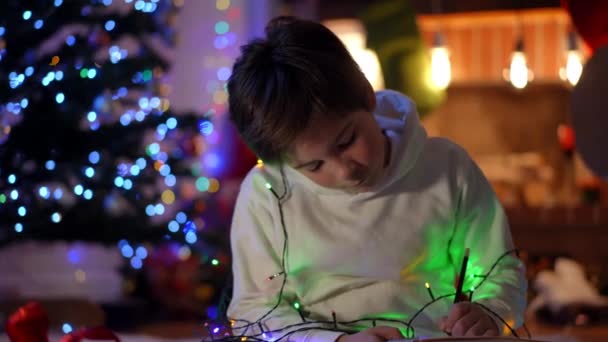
0,0,236,321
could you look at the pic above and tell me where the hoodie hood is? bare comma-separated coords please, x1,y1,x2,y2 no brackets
280,90,427,196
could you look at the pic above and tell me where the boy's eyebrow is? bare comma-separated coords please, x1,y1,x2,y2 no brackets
293,121,353,169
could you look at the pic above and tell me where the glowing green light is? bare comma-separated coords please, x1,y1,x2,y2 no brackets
211,258,219,266
293,302,300,310
265,183,272,189
80,68,88,78
196,177,210,192
0,194,6,203
142,70,152,81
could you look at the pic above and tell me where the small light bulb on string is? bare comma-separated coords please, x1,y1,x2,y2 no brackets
430,32,451,90
559,31,583,86
425,282,435,300
505,37,532,89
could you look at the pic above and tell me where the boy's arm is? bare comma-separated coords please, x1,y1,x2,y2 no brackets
227,174,345,342
449,153,527,335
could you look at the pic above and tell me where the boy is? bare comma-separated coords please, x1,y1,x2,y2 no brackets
225,16,526,342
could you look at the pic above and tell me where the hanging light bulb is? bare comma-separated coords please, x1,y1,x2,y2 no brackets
506,38,531,89
559,31,583,86
430,32,451,89
323,19,384,90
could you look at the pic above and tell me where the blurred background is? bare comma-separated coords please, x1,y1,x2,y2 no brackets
1,0,607,341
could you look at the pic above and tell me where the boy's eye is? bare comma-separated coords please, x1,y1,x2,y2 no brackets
338,133,356,149
307,161,323,172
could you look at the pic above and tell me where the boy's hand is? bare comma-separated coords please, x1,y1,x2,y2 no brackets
438,302,499,337
335,326,404,342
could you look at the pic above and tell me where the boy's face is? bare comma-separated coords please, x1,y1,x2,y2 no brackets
287,110,389,193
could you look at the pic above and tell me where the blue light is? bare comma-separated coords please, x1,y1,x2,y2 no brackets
129,165,140,176
199,121,214,135
88,151,100,164
67,249,80,264
23,11,32,20
117,87,128,97
85,167,95,178
166,117,177,129
145,204,155,216
21,98,29,108
176,212,187,224
136,158,147,169
185,231,198,244
154,204,165,215
117,239,128,249
168,220,179,232
74,184,84,195
54,188,63,199
121,245,134,258
0,27,5,36
217,67,231,81
104,20,116,31
164,174,176,187
114,176,124,187
87,69,97,78
135,246,148,259
159,164,170,176
62,323,72,334
149,97,160,108
18,206,27,216
156,124,167,136
83,189,93,199
119,114,131,126
34,20,44,29
54,0,64,7
15,223,23,233
207,306,218,320
130,257,142,269
66,35,76,46
51,212,62,223
123,179,132,190
135,0,145,10
56,93,65,104
148,143,160,155
55,71,64,80
134,111,145,122
138,97,149,109
10,190,18,200
39,186,50,198
87,111,97,122
205,152,220,169
117,163,129,176
103,0,113,5
7,174,16,184
45,160,56,170
25,67,34,76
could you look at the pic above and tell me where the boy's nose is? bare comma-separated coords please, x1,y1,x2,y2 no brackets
335,158,359,182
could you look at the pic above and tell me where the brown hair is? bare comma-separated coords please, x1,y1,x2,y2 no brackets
227,16,373,163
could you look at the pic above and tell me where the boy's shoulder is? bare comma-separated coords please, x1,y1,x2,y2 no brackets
238,163,286,200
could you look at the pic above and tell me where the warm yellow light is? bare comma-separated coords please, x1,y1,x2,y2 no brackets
431,46,451,89
323,19,384,90
509,51,529,89
560,50,583,86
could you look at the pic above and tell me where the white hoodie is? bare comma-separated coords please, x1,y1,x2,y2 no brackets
227,90,526,341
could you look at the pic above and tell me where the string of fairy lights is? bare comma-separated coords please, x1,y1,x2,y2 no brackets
202,165,532,341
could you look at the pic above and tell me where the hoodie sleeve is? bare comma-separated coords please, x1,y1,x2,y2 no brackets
448,149,527,335
227,170,346,342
